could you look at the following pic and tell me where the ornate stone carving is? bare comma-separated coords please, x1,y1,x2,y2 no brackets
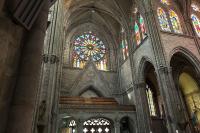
50,55,59,64
43,54,49,63
42,54,59,64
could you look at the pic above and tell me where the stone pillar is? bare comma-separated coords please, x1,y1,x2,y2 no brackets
114,119,120,133
0,13,24,133
77,119,84,133
156,66,181,133
134,82,151,133
6,1,49,133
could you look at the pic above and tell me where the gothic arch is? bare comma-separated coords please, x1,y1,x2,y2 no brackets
170,48,200,132
120,116,135,133
169,46,200,75
137,56,156,83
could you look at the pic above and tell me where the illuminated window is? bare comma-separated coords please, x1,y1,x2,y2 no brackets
157,8,171,31
134,22,141,45
139,15,147,39
169,10,182,33
83,118,111,133
120,28,129,60
146,84,157,116
160,0,169,5
72,31,107,70
129,14,147,47
179,73,200,130
191,14,200,37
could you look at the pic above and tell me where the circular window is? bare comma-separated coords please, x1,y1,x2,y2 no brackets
73,31,106,62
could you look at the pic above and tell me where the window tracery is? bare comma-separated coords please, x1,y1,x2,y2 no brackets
157,7,171,32
134,22,141,45
191,14,200,37
169,10,182,33
139,15,147,39
129,12,147,47
120,28,129,60
83,118,111,133
72,31,107,70
146,84,157,116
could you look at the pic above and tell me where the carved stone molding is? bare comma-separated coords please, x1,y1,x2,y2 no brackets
43,54,49,63
50,55,59,64
42,54,59,64
158,65,169,74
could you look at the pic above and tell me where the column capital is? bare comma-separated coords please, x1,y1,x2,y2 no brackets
43,54,49,63
157,65,170,74
50,55,59,64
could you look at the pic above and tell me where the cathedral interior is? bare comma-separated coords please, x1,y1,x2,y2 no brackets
0,0,200,133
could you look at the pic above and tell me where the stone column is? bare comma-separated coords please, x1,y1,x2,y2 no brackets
114,119,120,133
156,66,181,133
134,82,151,133
6,1,49,133
77,119,84,133
0,13,24,133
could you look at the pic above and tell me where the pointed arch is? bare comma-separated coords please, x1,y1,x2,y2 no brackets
157,7,171,31
191,14,200,37
169,9,182,33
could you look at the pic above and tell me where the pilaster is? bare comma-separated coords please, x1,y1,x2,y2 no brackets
114,119,120,133
134,82,152,133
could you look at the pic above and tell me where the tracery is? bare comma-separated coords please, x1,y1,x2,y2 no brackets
72,31,107,70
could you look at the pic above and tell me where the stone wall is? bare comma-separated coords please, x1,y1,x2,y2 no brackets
61,66,117,97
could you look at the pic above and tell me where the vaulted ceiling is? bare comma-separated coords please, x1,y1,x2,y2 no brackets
64,0,133,50
63,0,195,48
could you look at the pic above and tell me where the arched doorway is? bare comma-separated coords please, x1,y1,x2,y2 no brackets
171,53,200,132
120,117,134,133
144,62,168,133
83,118,112,133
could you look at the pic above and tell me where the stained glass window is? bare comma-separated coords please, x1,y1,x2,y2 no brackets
191,4,200,12
169,10,182,33
139,15,147,39
120,28,129,60
83,118,111,133
191,14,200,37
72,31,107,70
134,22,141,45
146,84,157,116
157,8,171,31
160,0,169,5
